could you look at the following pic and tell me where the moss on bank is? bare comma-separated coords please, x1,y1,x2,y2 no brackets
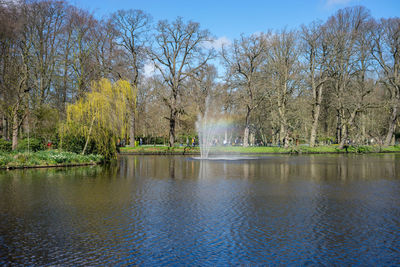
0,150,103,169
120,144,400,155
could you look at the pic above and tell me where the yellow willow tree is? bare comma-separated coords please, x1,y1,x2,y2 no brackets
61,78,133,159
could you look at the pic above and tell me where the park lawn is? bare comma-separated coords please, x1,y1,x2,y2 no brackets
120,145,200,154
120,144,400,154
0,150,103,169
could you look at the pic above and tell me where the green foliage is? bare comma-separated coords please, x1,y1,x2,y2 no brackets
355,146,373,153
32,105,60,141
0,153,13,165
61,130,97,154
0,150,103,168
0,139,12,152
61,79,132,160
16,138,45,152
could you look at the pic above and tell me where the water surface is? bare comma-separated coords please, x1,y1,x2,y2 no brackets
1,154,400,265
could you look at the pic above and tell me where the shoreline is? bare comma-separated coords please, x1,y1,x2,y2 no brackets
0,150,103,170
119,145,400,156
120,151,400,155
1,162,97,170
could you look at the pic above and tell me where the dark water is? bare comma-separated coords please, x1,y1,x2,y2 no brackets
1,154,400,265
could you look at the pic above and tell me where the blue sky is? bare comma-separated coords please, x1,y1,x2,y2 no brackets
73,0,400,41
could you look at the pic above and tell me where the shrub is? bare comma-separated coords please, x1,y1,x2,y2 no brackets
61,133,97,155
0,139,12,152
17,138,45,152
0,153,13,166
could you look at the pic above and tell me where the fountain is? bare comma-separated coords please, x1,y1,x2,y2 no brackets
196,109,218,159
195,98,230,159
195,98,258,161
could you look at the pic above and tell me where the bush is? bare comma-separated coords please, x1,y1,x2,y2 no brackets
16,138,45,152
0,153,13,166
0,139,12,152
61,133,97,155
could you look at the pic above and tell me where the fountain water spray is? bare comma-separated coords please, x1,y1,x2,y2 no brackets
196,109,217,159
196,98,230,159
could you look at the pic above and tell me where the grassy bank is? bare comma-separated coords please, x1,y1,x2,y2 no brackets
0,150,103,169
120,144,400,155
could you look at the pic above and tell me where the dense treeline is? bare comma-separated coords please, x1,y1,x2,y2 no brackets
0,1,399,157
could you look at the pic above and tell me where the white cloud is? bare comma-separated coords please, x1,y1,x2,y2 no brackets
204,36,232,50
143,61,156,78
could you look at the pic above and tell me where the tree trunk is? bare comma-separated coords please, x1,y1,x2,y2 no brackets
169,109,176,147
129,109,135,146
336,110,342,144
243,106,251,147
279,123,287,147
243,127,249,147
82,116,95,155
169,119,175,147
309,103,321,147
309,83,323,147
11,109,19,151
384,106,398,146
338,109,357,149
361,113,366,144
338,124,347,149
2,115,7,140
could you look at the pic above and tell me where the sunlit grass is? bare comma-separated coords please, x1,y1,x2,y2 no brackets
120,144,400,154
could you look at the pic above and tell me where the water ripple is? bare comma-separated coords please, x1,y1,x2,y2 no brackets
0,155,400,265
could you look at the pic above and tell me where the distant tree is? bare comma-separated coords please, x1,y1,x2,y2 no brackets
222,33,269,147
268,29,300,148
0,2,31,150
150,17,214,147
68,7,98,99
372,17,400,146
112,9,152,146
301,22,329,147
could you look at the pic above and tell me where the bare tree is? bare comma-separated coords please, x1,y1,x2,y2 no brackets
150,17,214,147
0,2,30,149
188,64,217,116
324,6,373,148
68,7,97,99
222,33,269,147
372,18,400,146
25,0,65,106
301,22,329,147
112,9,151,146
268,29,299,147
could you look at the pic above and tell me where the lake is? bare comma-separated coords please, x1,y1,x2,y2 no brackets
1,154,400,265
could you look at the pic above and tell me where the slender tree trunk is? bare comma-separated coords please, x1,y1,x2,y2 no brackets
129,109,135,146
2,115,7,140
336,110,341,144
280,123,287,147
129,84,138,147
11,108,19,151
82,116,95,155
361,113,366,144
384,106,398,146
243,106,251,147
309,84,323,147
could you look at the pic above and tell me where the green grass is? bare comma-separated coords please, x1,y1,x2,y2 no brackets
0,150,103,169
120,144,400,155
